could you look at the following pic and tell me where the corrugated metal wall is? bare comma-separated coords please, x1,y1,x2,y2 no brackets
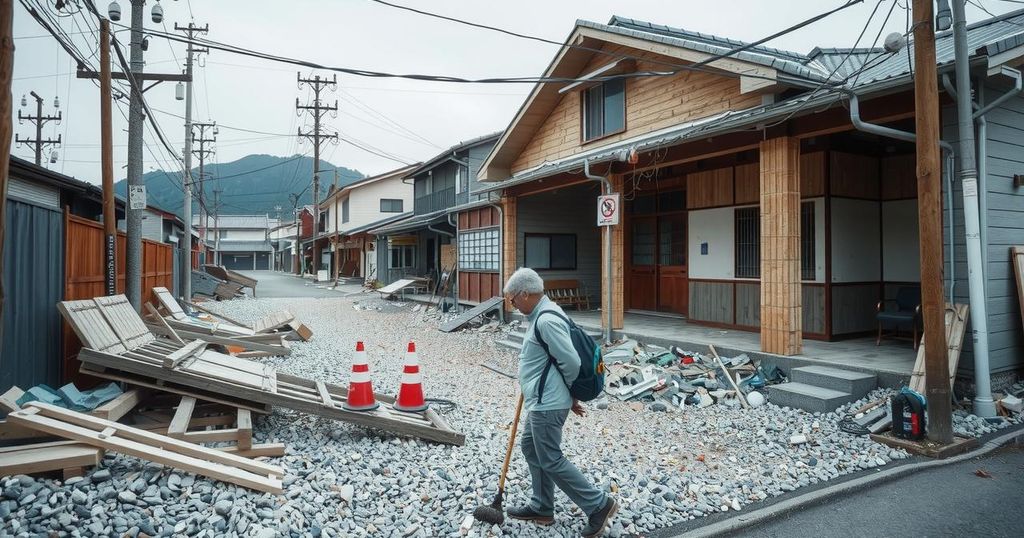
1,199,64,392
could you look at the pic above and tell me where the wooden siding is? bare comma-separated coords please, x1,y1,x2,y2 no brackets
942,88,1024,374
687,168,734,209
734,163,759,205
831,283,880,335
881,154,917,200
803,285,826,335
509,43,763,174
830,151,880,199
458,272,499,304
801,151,826,197
689,280,733,324
605,175,625,328
735,282,760,327
458,207,499,230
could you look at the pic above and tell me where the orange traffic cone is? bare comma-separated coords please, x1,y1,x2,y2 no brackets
343,341,379,411
393,341,428,413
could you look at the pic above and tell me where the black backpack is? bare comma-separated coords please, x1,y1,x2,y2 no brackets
533,310,605,403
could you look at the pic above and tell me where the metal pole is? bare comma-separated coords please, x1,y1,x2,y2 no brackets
180,27,196,299
584,159,614,344
124,0,146,310
951,0,995,418
100,20,116,296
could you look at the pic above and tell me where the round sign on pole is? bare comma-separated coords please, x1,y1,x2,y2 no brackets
597,194,620,226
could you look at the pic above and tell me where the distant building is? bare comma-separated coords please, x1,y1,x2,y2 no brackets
192,214,277,270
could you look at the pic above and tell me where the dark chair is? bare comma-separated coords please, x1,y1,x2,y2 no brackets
876,286,922,350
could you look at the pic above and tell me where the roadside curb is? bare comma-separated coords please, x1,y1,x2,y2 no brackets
672,425,1024,537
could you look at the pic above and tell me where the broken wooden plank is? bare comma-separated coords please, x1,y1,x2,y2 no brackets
221,442,285,458
0,386,25,413
163,340,208,369
98,426,117,439
181,428,242,443
1013,246,1024,334
9,402,283,493
377,278,418,296
0,443,102,477
910,303,969,393
91,388,147,421
168,396,198,439
316,381,334,408
237,409,253,451
144,302,185,345
147,323,290,356
439,296,504,333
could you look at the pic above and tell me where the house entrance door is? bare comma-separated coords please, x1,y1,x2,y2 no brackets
627,190,687,315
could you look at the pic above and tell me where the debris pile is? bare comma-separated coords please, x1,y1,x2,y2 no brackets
601,339,785,413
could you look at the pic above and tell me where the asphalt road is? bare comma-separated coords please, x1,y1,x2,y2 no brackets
736,446,1024,538
236,271,345,298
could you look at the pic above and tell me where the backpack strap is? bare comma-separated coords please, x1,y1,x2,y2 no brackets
533,310,571,405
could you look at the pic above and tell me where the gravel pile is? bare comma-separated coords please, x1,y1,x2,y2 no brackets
2,295,1018,537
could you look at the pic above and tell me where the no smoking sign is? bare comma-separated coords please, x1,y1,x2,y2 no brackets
597,194,619,226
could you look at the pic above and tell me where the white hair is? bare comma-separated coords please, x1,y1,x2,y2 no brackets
503,267,544,295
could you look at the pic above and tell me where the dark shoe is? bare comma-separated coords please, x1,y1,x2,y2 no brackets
507,505,554,526
582,497,618,537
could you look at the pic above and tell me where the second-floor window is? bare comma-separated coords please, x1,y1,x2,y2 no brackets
342,198,350,223
582,79,625,142
380,199,403,213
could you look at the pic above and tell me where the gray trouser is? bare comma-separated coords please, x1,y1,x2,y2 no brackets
521,409,606,516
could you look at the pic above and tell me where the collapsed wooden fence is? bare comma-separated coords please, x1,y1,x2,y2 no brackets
63,211,174,384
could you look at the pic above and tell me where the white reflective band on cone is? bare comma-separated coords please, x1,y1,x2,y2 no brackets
401,373,422,384
351,371,371,383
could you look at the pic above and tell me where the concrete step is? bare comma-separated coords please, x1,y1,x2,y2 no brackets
767,382,855,414
791,365,877,400
495,338,522,352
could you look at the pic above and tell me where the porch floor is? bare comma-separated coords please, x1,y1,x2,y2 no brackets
570,310,918,377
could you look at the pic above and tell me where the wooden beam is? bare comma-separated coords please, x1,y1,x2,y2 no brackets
76,69,192,82
145,302,185,345
0,0,13,336
9,402,283,493
912,0,953,444
0,386,24,413
316,381,334,408
0,443,101,477
91,388,146,421
236,409,253,451
167,396,197,438
162,340,208,369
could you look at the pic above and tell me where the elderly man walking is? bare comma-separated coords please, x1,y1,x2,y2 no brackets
503,267,617,537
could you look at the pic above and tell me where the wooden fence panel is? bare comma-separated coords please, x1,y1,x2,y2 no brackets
63,213,174,384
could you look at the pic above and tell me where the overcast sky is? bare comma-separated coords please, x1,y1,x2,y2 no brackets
10,0,1016,193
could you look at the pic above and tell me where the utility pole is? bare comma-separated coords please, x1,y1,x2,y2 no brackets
213,188,222,266
15,91,61,166
950,1,996,418
332,168,339,281
296,73,338,275
124,0,146,310
912,0,953,443
1,0,14,349
191,121,216,263
100,20,116,296
175,22,209,299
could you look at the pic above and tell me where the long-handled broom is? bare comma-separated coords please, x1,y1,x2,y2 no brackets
473,393,525,525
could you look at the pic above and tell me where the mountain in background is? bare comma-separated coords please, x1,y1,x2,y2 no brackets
114,154,363,220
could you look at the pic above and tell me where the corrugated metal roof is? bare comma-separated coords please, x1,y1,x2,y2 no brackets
216,240,273,252
369,210,449,235
344,212,414,236
404,132,503,179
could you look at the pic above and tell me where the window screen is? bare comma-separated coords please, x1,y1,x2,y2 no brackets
380,199,403,213
801,201,815,280
735,207,760,278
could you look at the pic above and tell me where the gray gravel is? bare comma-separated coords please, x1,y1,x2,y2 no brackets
1,294,1018,537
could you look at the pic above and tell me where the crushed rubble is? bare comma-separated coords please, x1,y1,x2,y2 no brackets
1,295,1019,538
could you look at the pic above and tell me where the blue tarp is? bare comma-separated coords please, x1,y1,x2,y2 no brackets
16,382,123,412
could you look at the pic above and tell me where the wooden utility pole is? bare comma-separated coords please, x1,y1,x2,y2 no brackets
100,19,116,295
191,121,216,261
15,91,60,165
0,0,14,348
912,0,952,443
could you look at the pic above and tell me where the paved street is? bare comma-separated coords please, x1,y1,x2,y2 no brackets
235,270,350,298
736,446,1024,538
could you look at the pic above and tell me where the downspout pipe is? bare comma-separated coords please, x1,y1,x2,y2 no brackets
584,158,614,345
485,200,506,323
952,0,995,418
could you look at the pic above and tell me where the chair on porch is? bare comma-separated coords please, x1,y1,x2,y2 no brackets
876,286,922,350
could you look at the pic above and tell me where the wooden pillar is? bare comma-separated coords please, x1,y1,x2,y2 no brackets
0,0,10,340
601,175,625,330
759,137,802,355
501,194,517,286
